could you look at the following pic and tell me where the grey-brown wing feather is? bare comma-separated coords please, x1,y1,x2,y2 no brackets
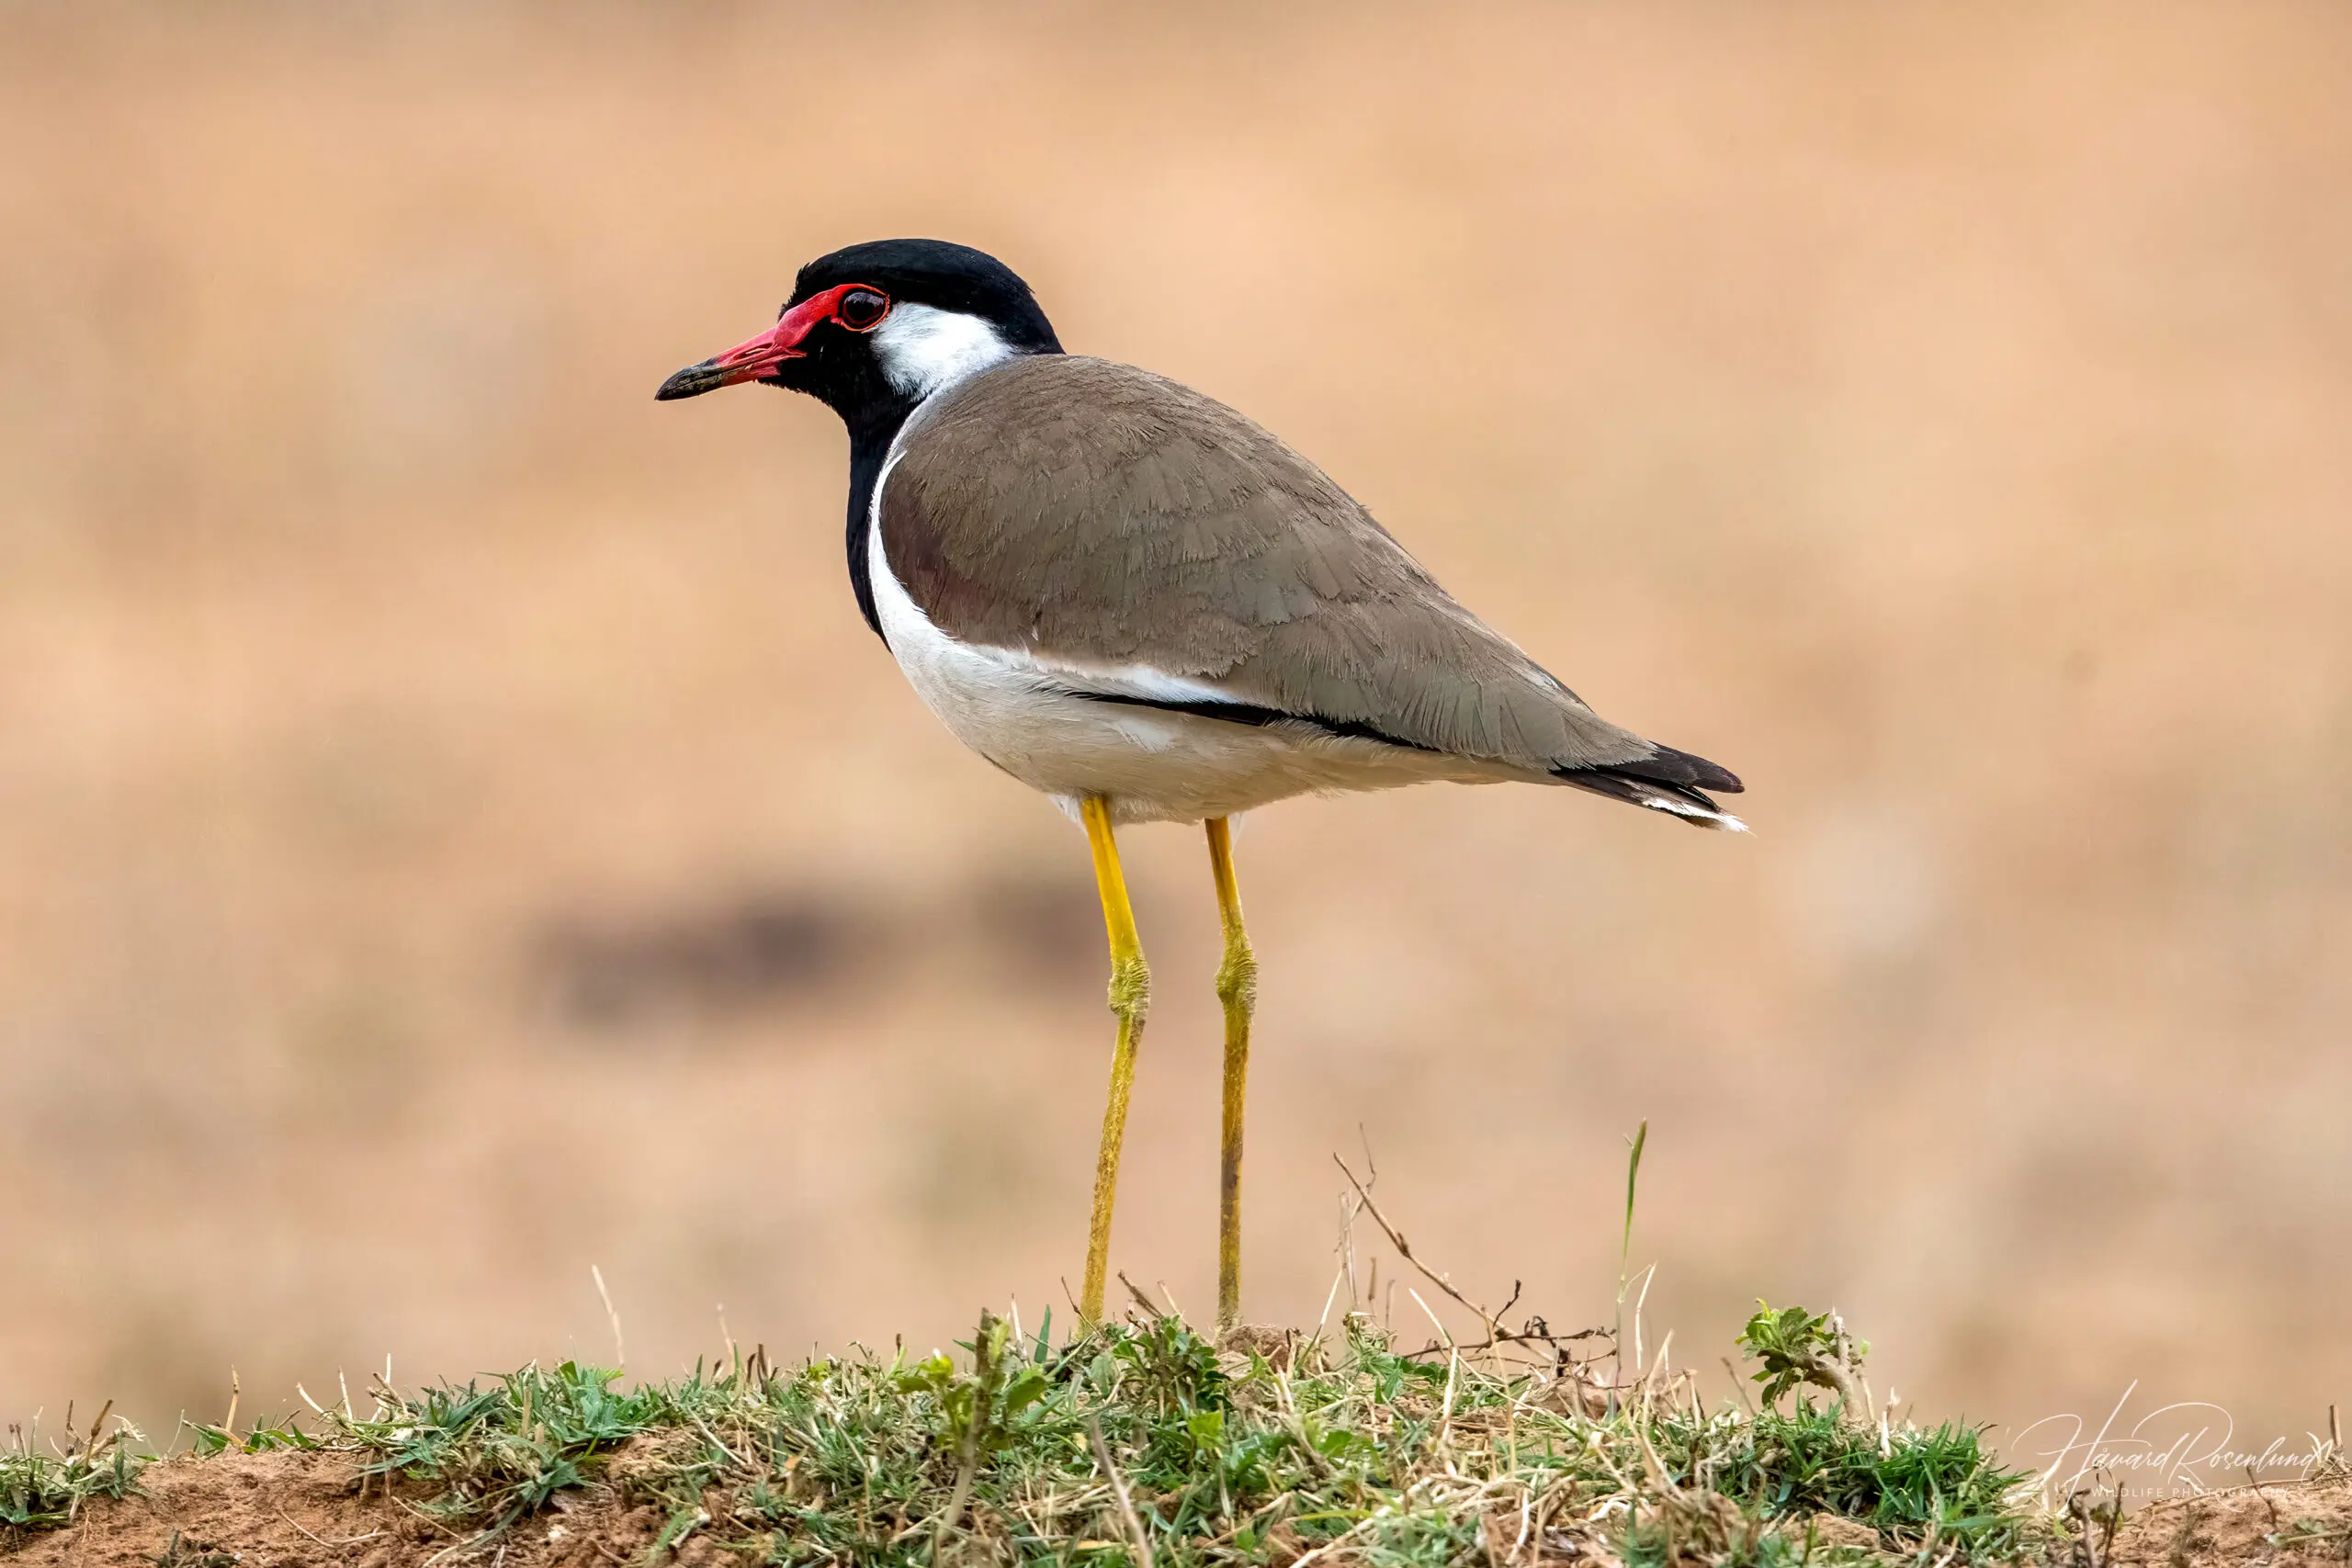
879,355,1740,803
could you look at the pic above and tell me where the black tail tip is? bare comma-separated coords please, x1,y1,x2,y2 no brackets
1639,743,1743,795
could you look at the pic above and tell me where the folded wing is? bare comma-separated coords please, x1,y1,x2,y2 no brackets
878,355,1742,823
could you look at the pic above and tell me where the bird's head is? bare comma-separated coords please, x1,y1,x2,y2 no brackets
656,239,1060,425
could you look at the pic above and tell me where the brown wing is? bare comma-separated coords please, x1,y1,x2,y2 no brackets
879,355,1740,806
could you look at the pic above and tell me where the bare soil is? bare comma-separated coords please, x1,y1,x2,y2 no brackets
1,1448,666,1568
10,1450,2352,1566
2107,1478,2352,1568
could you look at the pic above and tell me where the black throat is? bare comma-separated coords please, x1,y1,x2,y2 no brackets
840,397,918,641
786,332,930,644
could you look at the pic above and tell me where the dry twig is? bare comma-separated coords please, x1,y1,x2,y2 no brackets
1333,1155,1500,1342
1087,1415,1155,1568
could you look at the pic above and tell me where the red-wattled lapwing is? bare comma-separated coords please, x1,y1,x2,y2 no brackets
658,239,1742,1330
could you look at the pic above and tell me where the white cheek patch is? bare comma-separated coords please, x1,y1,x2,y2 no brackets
870,305,1016,399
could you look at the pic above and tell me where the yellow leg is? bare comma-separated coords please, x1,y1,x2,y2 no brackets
1080,795,1149,1325
1205,817,1257,1333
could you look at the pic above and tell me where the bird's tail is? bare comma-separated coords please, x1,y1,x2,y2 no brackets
1553,744,1747,830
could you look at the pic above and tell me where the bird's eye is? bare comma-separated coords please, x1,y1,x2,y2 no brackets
836,288,889,331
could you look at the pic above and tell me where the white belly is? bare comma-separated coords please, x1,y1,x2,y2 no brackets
864,508,1504,825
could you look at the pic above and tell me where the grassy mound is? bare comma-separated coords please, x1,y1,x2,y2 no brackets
6,1303,2050,1566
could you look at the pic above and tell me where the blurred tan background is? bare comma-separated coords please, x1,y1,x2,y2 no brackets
5,1,2348,1462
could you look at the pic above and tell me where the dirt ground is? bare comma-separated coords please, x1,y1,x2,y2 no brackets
12,1450,2352,1567
2101,1482,2352,1568
2098,1481,2352,1568
5,1448,660,1568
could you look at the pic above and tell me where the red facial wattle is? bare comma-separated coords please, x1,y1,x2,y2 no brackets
655,283,890,400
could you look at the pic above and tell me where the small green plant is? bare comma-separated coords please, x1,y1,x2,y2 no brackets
1,1418,145,1530
893,1311,1054,1462
1614,1120,1649,1390
1738,1301,1868,1411
345,1359,660,1528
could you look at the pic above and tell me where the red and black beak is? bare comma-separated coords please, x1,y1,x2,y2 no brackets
655,285,881,400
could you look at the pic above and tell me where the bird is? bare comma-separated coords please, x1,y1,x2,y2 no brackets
657,238,1742,1332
